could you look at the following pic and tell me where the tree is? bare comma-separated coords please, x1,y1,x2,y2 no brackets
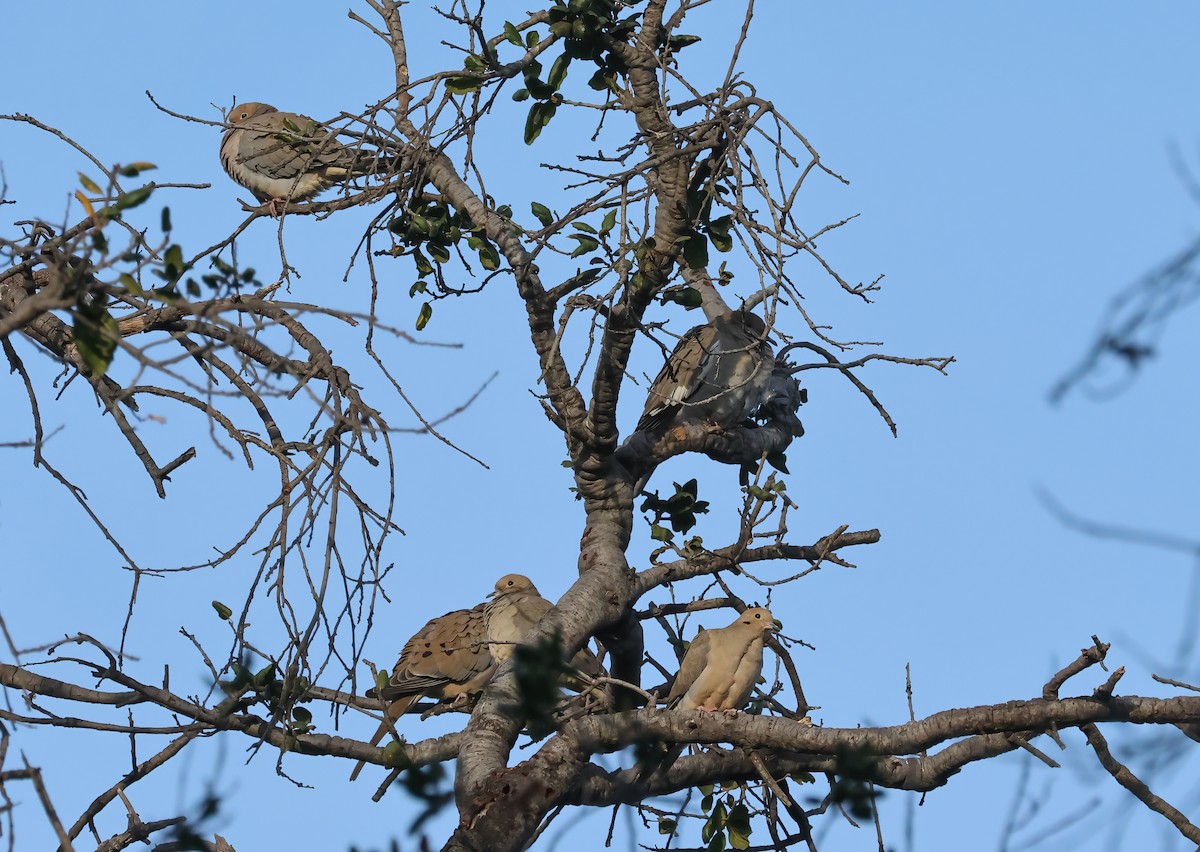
3,2,1200,850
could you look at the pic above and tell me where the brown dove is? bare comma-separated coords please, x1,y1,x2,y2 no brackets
349,603,494,781
667,606,780,711
484,573,605,681
637,308,773,434
220,102,380,214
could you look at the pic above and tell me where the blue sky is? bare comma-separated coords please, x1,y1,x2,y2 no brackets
3,3,1200,850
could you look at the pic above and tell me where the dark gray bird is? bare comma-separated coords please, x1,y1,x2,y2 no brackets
754,360,806,439
637,309,773,433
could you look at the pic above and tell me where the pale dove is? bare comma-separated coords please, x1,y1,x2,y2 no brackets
667,606,780,712
484,573,605,682
636,606,780,781
638,309,773,434
349,603,494,781
220,102,383,214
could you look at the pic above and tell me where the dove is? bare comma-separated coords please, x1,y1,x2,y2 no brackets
637,308,773,434
349,603,494,781
485,573,605,682
667,606,780,712
219,102,384,214
636,606,781,781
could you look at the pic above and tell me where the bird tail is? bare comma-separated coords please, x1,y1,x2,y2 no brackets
348,694,416,781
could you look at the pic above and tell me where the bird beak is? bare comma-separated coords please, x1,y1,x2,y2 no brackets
486,590,497,599
770,619,783,632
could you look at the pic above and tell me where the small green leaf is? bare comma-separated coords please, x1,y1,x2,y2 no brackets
212,601,233,620
599,209,617,235
112,185,154,213
657,818,677,836
503,21,524,46
478,242,501,270
119,273,143,296
668,34,703,49
650,524,673,542
526,29,540,47
531,202,554,226
78,172,101,193
416,302,433,331
547,53,571,89
445,75,483,94
572,221,597,234
160,206,172,233
292,707,312,724
569,234,599,257
682,232,709,269
409,281,428,297
512,87,531,102
119,161,157,178
382,740,406,768
427,242,450,263
73,307,119,376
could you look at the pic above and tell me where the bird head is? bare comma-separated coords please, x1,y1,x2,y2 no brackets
738,606,782,634
490,573,538,599
227,102,277,125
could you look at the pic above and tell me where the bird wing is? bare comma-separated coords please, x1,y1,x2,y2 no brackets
638,322,719,431
373,604,491,701
235,111,348,181
667,627,713,702
723,633,766,711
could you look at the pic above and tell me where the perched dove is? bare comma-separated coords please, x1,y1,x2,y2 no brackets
220,102,381,213
485,573,605,681
637,309,773,434
636,606,781,781
667,606,780,712
349,603,494,781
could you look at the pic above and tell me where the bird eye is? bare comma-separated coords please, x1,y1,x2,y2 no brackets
754,612,761,619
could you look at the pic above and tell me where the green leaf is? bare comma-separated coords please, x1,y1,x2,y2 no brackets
409,281,428,297
73,306,119,376
212,600,233,620
512,87,531,102
119,273,143,296
569,234,599,257
526,29,540,47
415,302,433,331
572,221,597,234
650,524,673,542
445,75,483,94
547,53,571,89
119,161,157,178
525,103,546,145
78,172,101,193
478,242,501,270
707,833,727,852
682,232,709,269
160,206,172,233
657,818,677,836
427,242,450,264
668,34,703,49
531,202,554,226
503,21,524,46
292,707,312,724
382,740,407,768
112,184,154,213
599,209,617,235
